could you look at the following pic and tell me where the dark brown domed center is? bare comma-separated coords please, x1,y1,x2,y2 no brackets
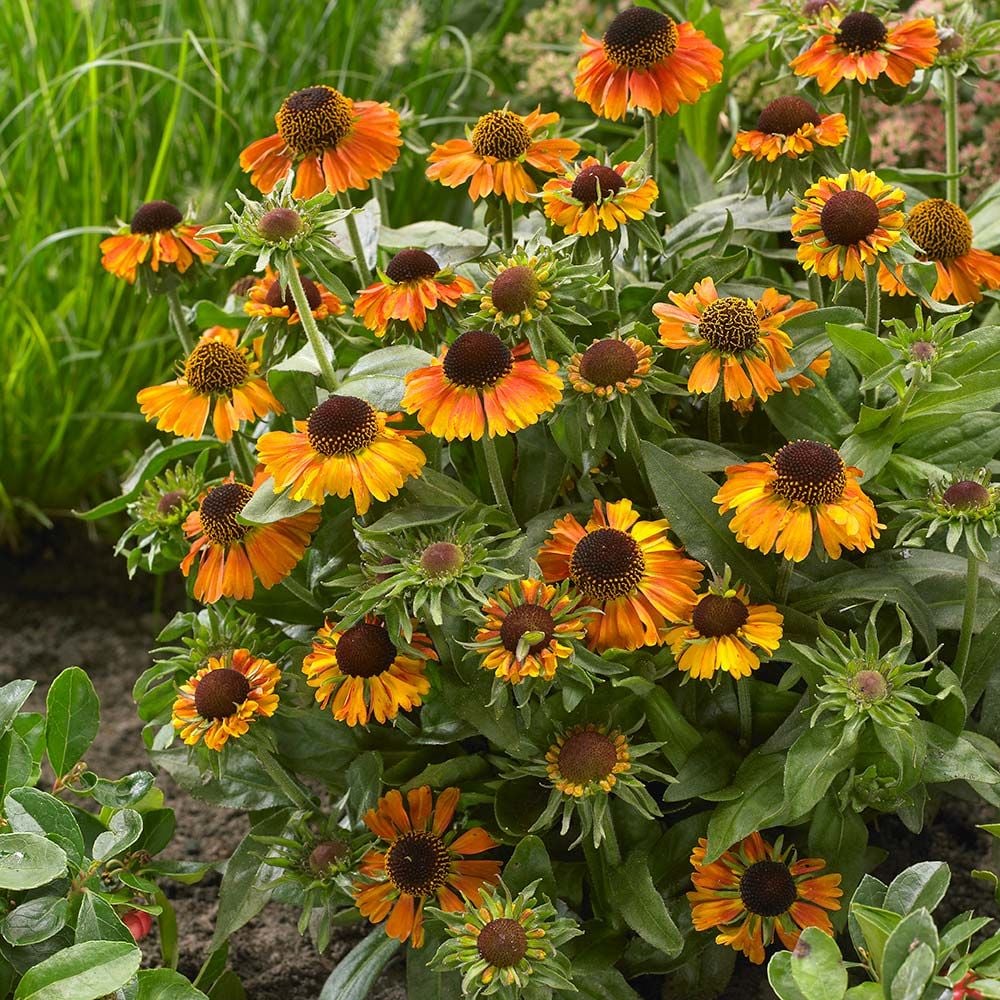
276,85,354,154
603,6,678,68
477,918,528,968
335,621,397,678
943,479,990,510
699,297,760,354
264,274,322,313
571,164,626,205
259,208,303,242
906,199,973,261
490,265,540,314
499,603,556,656
820,189,881,247
836,11,888,54
199,482,255,546
194,667,251,720
443,330,513,388
183,340,250,394
757,96,823,136
308,839,350,875
306,395,379,456
772,440,846,505
570,527,645,601
691,594,749,637
385,249,440,283
579,339,639,387
471,110,531,161
130,200,183,234
558,728,618,783
385,831,451,896
739,860,797,917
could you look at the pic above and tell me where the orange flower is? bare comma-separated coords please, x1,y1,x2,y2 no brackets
256,395,426,514
791,10,938,94
239,85,401,197
244,267,344,326
401,331,562,441
354,787,501,947
654,278,817,408
537,498,703,652
302,616,436,726
714,440,882,563
878,198,1000,305
180,473,320,604
732,96,847,162
567,336,653,400
574,6,723,121
688,832,842,964
542,157,658,237
354,249,474,337
426,107,579,203
100,200,219,284
137,327,282,443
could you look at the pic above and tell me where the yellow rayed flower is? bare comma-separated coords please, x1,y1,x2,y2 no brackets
545,724,631,798
542,157,657,237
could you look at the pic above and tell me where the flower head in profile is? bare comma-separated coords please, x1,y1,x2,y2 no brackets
302,615,436,726
567,336,654,400
537,498,703,651
244,266,345,326
180,473,320,604
714,440,882,563
733,96,847,163
791,169,906,282
426,107,579,203
791,9,938,94
354,786,501,947
100,200,220,284
256,394,426,514
878,198,1000,304
172,648,280,751
402,331,562,441
688,832,841,964
354,248,474,339
240,85,402,197
654,277,819,408
137,327,282,443
575,6,723,121
542,157,657,237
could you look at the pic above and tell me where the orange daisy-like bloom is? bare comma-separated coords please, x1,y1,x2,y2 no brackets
401,330,563,442
355,786,501,948
425,107,579,203
574,6,723,121
537,498,703,652
244,267,345,326
732,96,847,162
878,198,1000,305
136,327,282,443
790,10,939,94
171,649,280,752
714,439,882,563
256,394,426,514
663,583,783,681
239,85,402,198
302,616,436,726
545,724,632,798
542,157,658,237
100,200,220,284
353,248,474,338
472,578,588,685
180,473,320,604
688,832,842,965
567,336,653,400
791,169,906,282
653,278,817,407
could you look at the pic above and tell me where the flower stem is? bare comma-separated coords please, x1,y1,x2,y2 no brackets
734,678,752,749
165,287,193,354
955,552,981,683
337,194,373,287
944,69,960,205
707,384,722,444
481,432,514,520
844,85,862,167
775,558,793,605
864,263,881,335
283,257,338,392
643,111,659,202
254,745,314,812
598,229,619,316
228,434,255,482
807,273,824,308
500,198,514,254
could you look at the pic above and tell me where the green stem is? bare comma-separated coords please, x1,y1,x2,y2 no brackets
844,85,862,167
643,111,659,202
283,258,338,391
707,384,722,444
955,553,981,682
165,286,193,354
254,746,314,812
598,229,618,317
865,263,881,335
500,198,514,254
481,433,514,519
734,678,752,749
944,69,960,205
228,434,255,482
599,812,622,866
337,194,373,286
282,573,319,610
807,273,824,308
775,558,793,605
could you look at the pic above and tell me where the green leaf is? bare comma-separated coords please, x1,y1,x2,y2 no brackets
790,926,847,1000
963,606,1000,709
922,724,1000,784
512,423,568,524
0,680,34,738
611,851,683,957
318,930,401,1000
238,476,314,526
337,345,431,411
884,862,950,916
13,940,140,1000
502,835,556,900
44,667,99,779
0,832,67,889
768,952,809,1000
86,770,155,808
0,729,33,802
705,754,786,862
826,324,896,379
406,925,462,1000
4,789,85,866
851,905,901,974
1,896,68,946
92,809,143,862
192,301,248,330
783,725,856,818
849,875,888,960
881,909,937,995
889,943,936,1000
75,893,134,945
136,970,209,1000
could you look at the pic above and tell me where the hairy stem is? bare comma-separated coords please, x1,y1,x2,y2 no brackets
643,111,659,202
735,678,752,749
481,432,514,519
775,558,793,605
807,273,825,308
944,70,960,205
254,746,314,812
165,286,193,354
338,194,373,286
283,257,338,391
707,384,722,444
844,85,862,167
865,263,881,335
955,552,981,683
500,198,514,254
598,228,619,316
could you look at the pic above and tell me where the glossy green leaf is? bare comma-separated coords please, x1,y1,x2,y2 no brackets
13,940,140,1000
92,809,143,862
612,851,683,957
1,896,68,946
44,667,99,779
884,862,950,916
790,926,847,999
0,680,34,738
238,476,314,526
4,789,85,866
75,893,134,945
136,969,209,1000
318,930,401,1000
0,832,67,889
